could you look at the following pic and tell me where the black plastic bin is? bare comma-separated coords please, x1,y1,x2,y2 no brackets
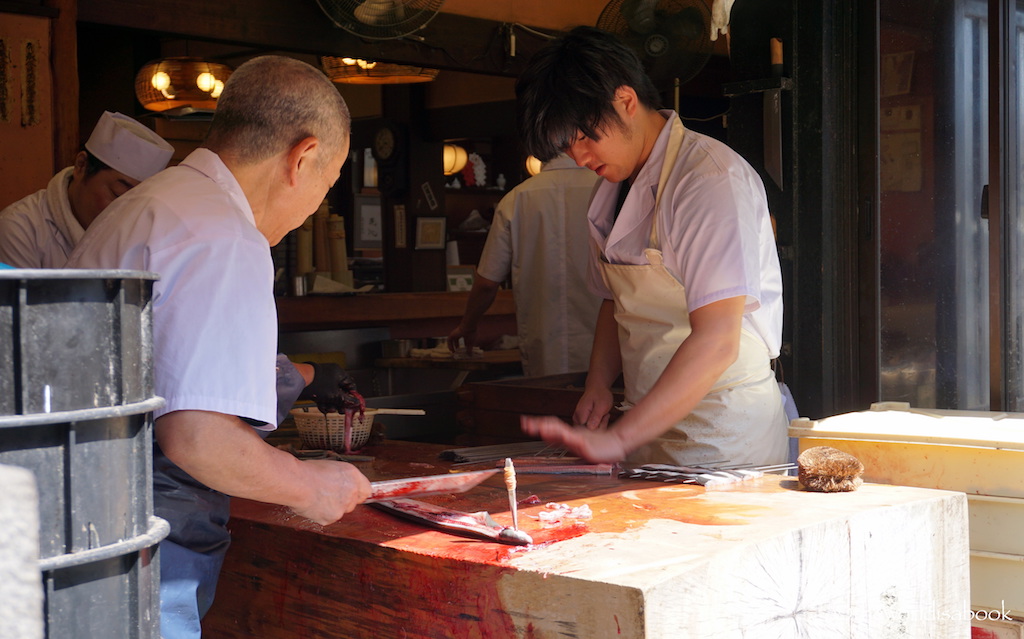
0,270,168,639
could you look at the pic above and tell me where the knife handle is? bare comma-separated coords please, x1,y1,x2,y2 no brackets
770,38,783,77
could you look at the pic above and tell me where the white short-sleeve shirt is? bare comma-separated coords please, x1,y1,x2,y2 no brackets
586,111,783,357
476,155,602,377
67,149,278,427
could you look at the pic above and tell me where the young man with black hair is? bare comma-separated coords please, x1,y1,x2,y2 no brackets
518,26,788,467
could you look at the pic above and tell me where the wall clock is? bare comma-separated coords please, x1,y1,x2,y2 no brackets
371,121,407,194
372,122,402,165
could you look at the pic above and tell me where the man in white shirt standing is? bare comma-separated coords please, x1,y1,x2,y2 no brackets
448,154,601,377
67,56,371,639
0,110,174,267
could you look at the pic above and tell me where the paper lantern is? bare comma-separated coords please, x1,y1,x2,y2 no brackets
135,57,232,112
443,144,468,175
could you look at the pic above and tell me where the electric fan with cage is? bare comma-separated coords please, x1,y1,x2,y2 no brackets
315,0,446,40
596,0,715,92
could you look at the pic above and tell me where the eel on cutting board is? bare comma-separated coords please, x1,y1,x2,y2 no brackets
371,498,533,545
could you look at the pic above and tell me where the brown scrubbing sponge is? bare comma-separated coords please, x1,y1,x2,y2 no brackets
797,446,864,492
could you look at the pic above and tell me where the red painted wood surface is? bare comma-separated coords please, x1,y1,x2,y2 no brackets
202,442,786,638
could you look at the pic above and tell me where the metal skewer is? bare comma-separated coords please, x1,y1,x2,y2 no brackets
504,457,518,530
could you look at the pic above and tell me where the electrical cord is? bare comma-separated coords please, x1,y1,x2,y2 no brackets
680,109,731,123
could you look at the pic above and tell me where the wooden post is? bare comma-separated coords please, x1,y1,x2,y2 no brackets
45,0,78,171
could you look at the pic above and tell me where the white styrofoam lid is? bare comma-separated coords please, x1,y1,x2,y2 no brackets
789,402,1024,450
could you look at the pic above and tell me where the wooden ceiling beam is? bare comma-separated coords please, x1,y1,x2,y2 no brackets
77,0,559,76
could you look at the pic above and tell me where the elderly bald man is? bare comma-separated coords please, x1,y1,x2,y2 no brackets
0,110,174,268
67,56,371,639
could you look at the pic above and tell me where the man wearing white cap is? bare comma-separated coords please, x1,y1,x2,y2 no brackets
0,110,174,268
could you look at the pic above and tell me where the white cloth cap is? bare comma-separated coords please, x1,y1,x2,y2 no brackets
85,111,174,182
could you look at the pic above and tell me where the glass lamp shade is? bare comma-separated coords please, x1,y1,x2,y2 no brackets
321,56,438,85
443,144,468,175
135,57,232,112
525,155,543,176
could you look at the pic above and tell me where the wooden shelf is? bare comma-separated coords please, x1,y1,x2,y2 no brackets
276,290,515,332
444,187,506,195
375,349,520,372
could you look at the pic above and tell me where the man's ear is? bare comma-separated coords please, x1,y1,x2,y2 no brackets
71,151,89,180
614,86,640,119
286,136,319,186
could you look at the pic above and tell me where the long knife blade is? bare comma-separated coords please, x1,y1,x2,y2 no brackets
763,89,783,189
365,468,499,503
763,37,784,190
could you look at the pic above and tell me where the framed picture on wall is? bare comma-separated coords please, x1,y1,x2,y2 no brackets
353,194,382,249
415,217,446,250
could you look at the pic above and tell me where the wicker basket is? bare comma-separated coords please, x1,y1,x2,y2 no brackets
290,407,374,452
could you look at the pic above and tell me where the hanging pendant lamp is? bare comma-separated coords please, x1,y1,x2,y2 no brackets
321,56,438,85
134,57,233,112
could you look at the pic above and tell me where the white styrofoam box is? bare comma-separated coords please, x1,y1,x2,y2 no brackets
789,402,1024,497
971,552,1024,620
970,495,1024,556
789,402,1024,619
969,495,1024,615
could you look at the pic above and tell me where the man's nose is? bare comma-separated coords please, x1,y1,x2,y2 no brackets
567,145,589,168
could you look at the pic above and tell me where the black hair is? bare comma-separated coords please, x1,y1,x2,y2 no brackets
83,150,111,177
515,25,663,162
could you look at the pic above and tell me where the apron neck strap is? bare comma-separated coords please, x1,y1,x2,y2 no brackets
649,117,686,250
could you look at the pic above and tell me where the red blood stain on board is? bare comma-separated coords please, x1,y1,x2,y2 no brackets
272,568,288,623
211,440,971,639
615,614,621,634
371,477,435,499
237,444,780,568
212,443,811,639
368,469,497,501
369,514,590,564
237,472,775,569
237,475,773,567
388,551,522,637
972,629,999,639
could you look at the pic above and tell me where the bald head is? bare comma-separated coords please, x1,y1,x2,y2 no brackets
204,55,350,168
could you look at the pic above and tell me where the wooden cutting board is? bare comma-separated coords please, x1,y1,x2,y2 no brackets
203,441,970,638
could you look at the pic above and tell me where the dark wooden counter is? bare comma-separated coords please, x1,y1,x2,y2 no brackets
276,290,516,333
202,442,968,638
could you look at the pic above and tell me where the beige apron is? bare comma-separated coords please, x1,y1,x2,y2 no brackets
599,118,788,466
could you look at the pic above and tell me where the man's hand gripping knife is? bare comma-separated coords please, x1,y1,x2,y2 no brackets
294,362,372,521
